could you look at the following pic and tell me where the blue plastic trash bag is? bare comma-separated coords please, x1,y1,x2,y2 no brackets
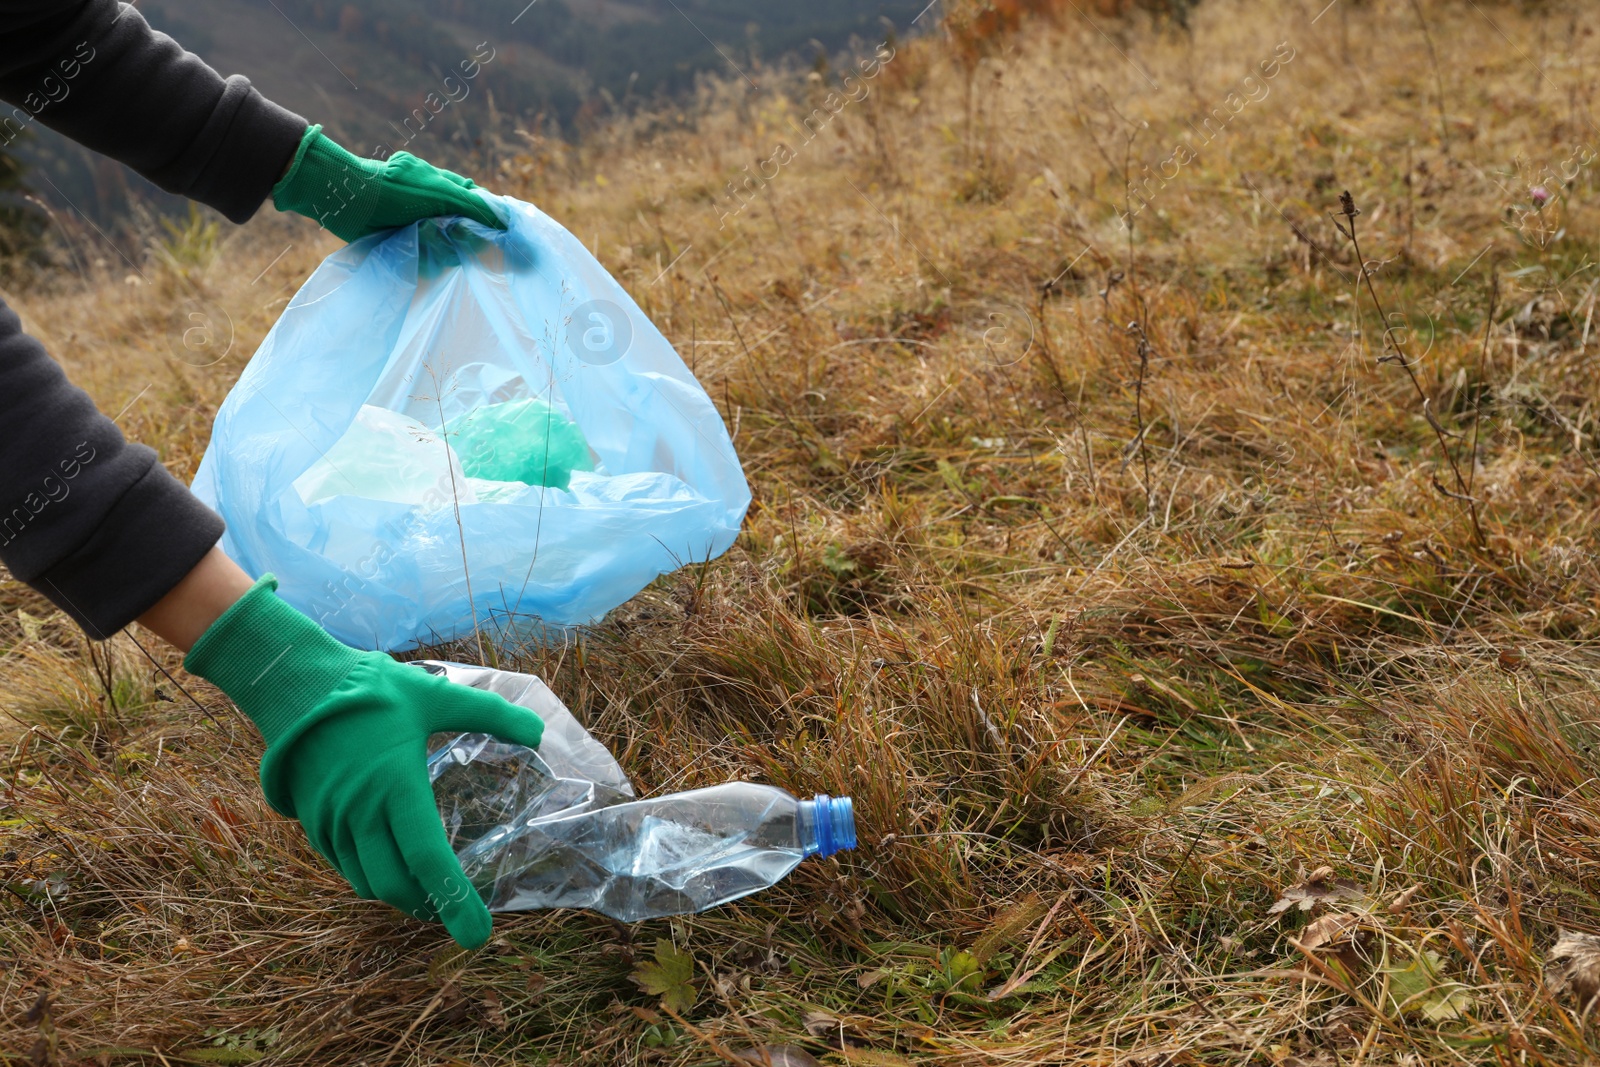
192,196,750,651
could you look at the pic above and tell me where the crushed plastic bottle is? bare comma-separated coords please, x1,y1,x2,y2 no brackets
421,661,856,921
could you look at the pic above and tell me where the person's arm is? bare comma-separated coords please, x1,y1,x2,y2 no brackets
136,546,253,653
0,1,288,630
0,0,505,238
0,0,306,222
0,298,228,637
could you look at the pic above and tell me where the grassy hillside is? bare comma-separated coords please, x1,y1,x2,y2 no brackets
11,0,1600,1062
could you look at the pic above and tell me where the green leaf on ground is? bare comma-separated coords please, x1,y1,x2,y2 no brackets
822,542,858,576
16,610,42,642
1382,949,1473,1021
632,938,698,1014
939,947,985,992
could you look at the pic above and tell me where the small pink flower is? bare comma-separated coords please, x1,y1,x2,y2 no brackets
1532,186,1551,208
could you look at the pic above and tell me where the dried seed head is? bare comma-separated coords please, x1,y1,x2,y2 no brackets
1339,190,1359,218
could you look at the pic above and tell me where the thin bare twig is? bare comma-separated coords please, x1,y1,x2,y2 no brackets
1467,273,1499,496
1332,190,1486,546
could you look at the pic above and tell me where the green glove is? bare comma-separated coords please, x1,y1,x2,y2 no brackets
272,124,506,242
184,575,543,948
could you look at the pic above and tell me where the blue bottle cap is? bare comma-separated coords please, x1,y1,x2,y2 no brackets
811,794,857,857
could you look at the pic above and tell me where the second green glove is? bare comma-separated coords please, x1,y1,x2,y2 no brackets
273,124,506,242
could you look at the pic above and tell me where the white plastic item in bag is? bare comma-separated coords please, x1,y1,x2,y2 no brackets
192,197,750,650
293,405,477,507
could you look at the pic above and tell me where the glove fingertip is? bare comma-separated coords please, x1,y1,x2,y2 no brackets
433,684,544,749
486,703,546,751
441,892,494,950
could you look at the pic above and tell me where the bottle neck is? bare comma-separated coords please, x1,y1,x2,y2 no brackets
799,794,857,858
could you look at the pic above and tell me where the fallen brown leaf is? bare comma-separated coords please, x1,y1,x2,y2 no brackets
1387,884,1422,914
857,967,889,989
1299,912,1365,952
481,989,507,1031
1545,930,1600,1008
1268,869,1365,915
802,1009,874,1048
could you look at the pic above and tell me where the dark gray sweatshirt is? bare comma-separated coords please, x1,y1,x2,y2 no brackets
0,0,307,637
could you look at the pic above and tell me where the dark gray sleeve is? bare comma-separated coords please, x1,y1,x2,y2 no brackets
0,0,305,635
0,0,309,223
0,299,225,638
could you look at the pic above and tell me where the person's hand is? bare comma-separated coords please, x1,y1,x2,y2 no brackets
272,124,506,243
183,574,543,948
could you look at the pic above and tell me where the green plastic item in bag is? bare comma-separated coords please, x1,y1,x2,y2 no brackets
448,398,594,491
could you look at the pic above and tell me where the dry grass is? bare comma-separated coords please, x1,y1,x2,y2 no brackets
10,0,1600,1062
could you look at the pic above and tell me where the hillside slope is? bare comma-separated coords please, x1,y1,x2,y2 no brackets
8,1,1600,1063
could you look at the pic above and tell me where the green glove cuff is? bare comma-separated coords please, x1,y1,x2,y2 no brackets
272,124,385,242
183,574,364,746
274,123,320,196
